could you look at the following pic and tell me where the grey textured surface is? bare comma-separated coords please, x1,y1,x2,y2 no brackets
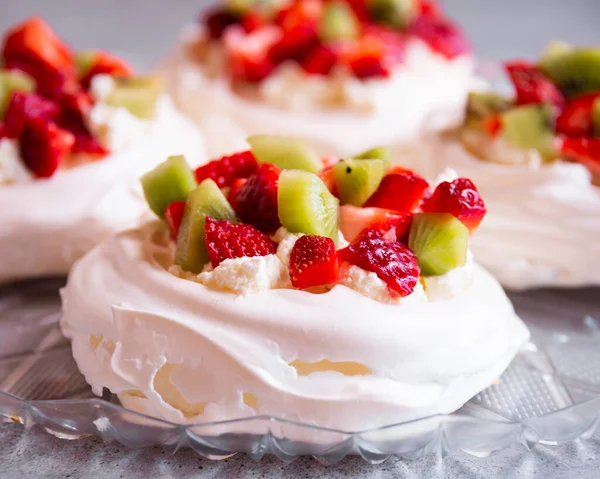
2,0,600,477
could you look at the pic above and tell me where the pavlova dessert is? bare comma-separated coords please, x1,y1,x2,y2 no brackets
431,42,600,288
0,17,205,283
61,135,529,431
161,0,473,157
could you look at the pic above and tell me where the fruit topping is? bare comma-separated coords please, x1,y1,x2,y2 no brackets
421,178,486,231
338,226,420,297
353,145,394,162
195,150,258,188
465,91,513,126
560,137,600,178
499,103,559,162
367,0,418,30
555,92,600,136
2,17,73,74
78,50,134,89
593,98,600,137
223,25,278,83
318,1,360,43
504,61,565,109
235,163,282,233
409,15,470,59
289,235,340,289
339,204,413,243
342,35,391,79
205,217,276,268
164,201,186,240
205,10,241,39
301,45,338,75
20,119,75,178
364,170,429,212
141,155,198,218
408,212,468,276
227,177,249,211
175,179,237,273
277,169,340,241
0,70,35,119
106,75,164,119
333,158,387,206
4,91,60,139
538,48,600,100
248,134,322,173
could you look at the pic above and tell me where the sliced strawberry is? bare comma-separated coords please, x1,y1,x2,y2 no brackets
338,226,420,297
80,51,134,89
20,119,75,178
301,45,338,75
362,25,406,65
342,36,390,79
289,235,340,289
235,163,281,233
223,26,279,83
4,92,60,139
205,217,277,268
164,201,186,240
421,178,486,231
242,12,267,34
319,164,339,197
346,0,370,21
195,150,258,188
204,9,240,39
556,93,600,136
270,0,321,63
2,17,73,73
0,123,5,139
227,177,248,212
419,0,443,17
504,61,565,109
483,114,503,137
409,16,470,59
560,137,600,178
365,171,429,212
339,205,413,243
58,97,108,156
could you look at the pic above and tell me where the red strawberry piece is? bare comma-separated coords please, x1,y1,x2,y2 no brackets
204,9,240,39
340,205,413,243
422,178,487,231
343,36,391,79
227,177,248,212
483,114,503,137
235,163,282,233
365,171,429,213
2,17,73,73
346,0,370,21
504,61,565,109
20,119,75,178
4,92,60,139
289,235,340,289
419,0,443,17
362,25,406,65
270,0,321,64
80,51,134,89
409,16,471,59
301,45,338,76
560,137,600,178
0,123,5,139
242,12,267,34
164,201,186,240
338,226,420,297
57,97,108,156
195,150,258,188
205,217,277,268
224,26,279,83
556,93,600,136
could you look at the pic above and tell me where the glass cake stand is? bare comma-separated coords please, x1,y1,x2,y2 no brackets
1,277,600,464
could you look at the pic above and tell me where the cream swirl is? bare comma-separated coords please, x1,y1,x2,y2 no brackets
0,98,205,283
428,139,600,289
158,26,473,158
60,222,529,432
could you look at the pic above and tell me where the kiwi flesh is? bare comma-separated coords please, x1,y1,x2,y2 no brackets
367,0,417,30
106,75,164,119
319,2,359,43
539,48,600,99
333,158,387,206
247,134,322,174
0,69,36,119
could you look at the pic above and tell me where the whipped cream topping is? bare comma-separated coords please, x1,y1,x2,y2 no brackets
428,138,600,289
61,221,529,432
0,92,205,283
158,25,473,158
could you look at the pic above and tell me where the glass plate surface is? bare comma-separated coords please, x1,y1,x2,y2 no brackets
1,278,600,464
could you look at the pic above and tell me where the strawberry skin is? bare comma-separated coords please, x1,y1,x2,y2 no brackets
195,150,258,188
227,177,248,212
409,16,471,59
364,171,429,213
504,61,565,109
4,92,60,139
205,217,277,268
235,163,282,233
164,201,186,240
338,226,420,297
289,235,340,289
80,50,134,89
560,137,600,179
556,93,600,136
20,118,75,178
339,205,413,243
421,178,487,231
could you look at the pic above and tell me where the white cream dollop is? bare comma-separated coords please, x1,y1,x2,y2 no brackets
158,25,473,158
428,138,600,289
0,90,206,284
0,139,33,185
60,222,529,433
